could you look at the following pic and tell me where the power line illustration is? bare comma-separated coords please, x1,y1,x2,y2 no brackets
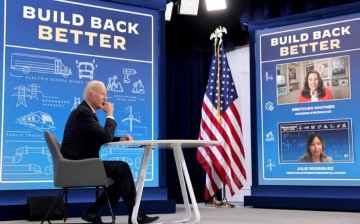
28,83,41,100
12,83,42,107
12,85,29,107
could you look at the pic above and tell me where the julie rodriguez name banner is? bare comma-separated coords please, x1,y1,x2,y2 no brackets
255,12,360,186
0,0,160,190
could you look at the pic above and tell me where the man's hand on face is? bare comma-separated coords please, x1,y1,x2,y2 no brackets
100,101,114,117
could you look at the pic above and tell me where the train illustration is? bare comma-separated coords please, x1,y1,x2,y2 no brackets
16,111,55,131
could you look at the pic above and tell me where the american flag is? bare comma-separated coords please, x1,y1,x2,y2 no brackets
197,41,246,200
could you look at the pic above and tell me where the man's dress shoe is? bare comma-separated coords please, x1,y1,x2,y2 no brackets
128,212,160,224
82,213,103,224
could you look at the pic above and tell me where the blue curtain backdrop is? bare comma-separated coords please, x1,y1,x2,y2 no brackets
162,50,212,202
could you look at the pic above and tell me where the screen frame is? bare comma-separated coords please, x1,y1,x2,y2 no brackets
248,3,360,197
0,0,165,192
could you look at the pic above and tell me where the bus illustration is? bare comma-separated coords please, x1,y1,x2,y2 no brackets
78,62,95,79
10,53,72,78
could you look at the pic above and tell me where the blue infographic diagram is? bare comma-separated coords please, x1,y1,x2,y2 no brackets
255,12,360,186
0,0,159,190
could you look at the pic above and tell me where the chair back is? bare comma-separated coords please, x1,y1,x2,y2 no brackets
44,130,63,164
44,130,65,187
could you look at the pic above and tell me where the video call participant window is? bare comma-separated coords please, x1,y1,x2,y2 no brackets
278,119,353,163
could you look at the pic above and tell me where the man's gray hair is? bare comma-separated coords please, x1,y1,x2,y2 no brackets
83,80,104,99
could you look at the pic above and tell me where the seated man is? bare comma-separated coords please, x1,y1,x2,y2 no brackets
61,80,159,224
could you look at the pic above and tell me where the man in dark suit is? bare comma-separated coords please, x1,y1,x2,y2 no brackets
61,80,159,224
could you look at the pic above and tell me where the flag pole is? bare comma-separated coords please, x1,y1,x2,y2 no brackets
206,26,235,208
204,29,223,208
219,184,235,208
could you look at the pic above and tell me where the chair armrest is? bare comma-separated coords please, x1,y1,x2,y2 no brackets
54,158,111,188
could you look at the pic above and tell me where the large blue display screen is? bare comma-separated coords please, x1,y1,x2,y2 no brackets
255,12,360,186
0,0,159,190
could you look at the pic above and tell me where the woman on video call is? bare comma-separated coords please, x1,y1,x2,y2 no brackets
298,70,333,102
299,133,333,163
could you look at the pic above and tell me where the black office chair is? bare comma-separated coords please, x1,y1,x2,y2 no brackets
42,130,115,224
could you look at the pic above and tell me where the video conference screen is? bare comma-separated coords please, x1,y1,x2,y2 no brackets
0,0,160,190
255,12,360,186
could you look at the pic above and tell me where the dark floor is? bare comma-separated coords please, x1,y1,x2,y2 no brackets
2,202,360,224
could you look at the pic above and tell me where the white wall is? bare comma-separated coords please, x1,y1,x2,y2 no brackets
225,45,252,202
